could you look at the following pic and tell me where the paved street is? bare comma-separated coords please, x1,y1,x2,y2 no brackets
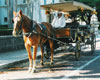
0,47,41,69
0,36,100,80
0,0,100,80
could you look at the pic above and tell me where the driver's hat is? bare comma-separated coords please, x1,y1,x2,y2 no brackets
58,11,62,14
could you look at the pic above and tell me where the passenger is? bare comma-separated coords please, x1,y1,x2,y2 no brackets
51,12,66,28
65,14,73,23
76,15,86,25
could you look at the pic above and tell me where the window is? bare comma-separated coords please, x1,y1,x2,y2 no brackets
52,0,54,4
4,17,7,22
23,0,26,3
5,0,7,5
44,0,46,5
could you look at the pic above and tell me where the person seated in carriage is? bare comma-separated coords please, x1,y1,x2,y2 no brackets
51,11,66,29
65,14,73,23
76,7,91,26
64,13,79,28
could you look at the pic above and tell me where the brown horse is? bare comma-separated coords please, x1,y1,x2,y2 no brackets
12,10,54,73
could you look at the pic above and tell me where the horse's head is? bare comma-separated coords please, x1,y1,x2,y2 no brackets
12,10,23,37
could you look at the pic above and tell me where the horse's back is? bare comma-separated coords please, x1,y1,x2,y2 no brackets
41,22,54,36
42,22,54,29
54,28,70,38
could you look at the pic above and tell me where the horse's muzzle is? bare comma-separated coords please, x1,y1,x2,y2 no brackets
12,30,21,37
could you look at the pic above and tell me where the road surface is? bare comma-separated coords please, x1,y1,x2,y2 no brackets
0,37,100,80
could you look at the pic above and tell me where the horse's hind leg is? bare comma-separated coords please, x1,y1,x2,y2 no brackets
40,44,44,65
25,44,32,72
49,40,54,66
31,46,38,73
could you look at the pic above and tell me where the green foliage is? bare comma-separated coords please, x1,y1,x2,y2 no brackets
65,0,100,20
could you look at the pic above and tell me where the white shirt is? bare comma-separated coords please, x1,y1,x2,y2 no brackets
78,21,86,25
51,14,66,28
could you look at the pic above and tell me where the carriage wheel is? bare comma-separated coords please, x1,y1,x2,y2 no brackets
75,41,81,61
91,33,96,54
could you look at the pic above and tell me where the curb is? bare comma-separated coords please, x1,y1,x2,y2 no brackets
0,55,41,70
0,58,28,70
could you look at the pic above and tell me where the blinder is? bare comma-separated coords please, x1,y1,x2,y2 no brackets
13,15,23,31
12,15,23,37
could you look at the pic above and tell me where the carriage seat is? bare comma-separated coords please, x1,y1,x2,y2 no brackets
65,21,79,29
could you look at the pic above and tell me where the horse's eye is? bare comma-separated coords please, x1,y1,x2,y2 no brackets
12,19,14,23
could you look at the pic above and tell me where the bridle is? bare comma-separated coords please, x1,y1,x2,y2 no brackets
22,20,38,37
17,16,23,31
12,15,23,32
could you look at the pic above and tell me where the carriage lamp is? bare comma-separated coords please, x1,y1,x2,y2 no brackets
92,11,97,15
90,7,99,35
78,6,84,12
80,7,84,12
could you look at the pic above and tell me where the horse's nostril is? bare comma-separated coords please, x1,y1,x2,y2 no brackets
12,31,17,37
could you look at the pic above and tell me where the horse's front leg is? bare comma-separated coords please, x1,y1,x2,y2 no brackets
25,44,32,72
40,44,44,65
31,46,38,73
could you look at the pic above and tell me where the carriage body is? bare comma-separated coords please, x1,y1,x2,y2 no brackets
54,24,94,46
41,1,96,60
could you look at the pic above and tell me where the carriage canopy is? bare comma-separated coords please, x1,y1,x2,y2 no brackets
41,1,94,12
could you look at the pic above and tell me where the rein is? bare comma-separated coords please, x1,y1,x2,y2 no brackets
22,20,38,37
22,19,68,45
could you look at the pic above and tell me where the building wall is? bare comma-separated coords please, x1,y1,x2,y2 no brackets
0,0,60,27
0,35,24,52
16,0,28,15
0,0,8,26
40,0,60,22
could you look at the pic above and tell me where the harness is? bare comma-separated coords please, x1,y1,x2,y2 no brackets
24,21,67,45
22,20,38,37
19,17,67,45
22,20,47,38
13,15,68,46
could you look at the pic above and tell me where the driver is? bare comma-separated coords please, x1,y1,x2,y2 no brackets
51,12,66,28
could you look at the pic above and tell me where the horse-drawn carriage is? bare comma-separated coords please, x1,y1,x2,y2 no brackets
41,1,96,60
12,1,97,73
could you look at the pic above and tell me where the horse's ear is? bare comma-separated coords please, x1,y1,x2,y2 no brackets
19,10,22,16
13,11,16,16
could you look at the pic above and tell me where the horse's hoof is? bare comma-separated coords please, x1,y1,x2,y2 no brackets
41,63,44,66
28,70,31,73
50,62,54,66
28,67,32,72
40,62,44,66
31,69,36,73
40,61,44,66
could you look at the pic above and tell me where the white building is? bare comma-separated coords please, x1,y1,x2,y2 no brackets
0,0,9,26
0,0,60,28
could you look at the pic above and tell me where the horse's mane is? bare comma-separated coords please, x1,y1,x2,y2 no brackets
22,14,32,28
23,14,31,23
